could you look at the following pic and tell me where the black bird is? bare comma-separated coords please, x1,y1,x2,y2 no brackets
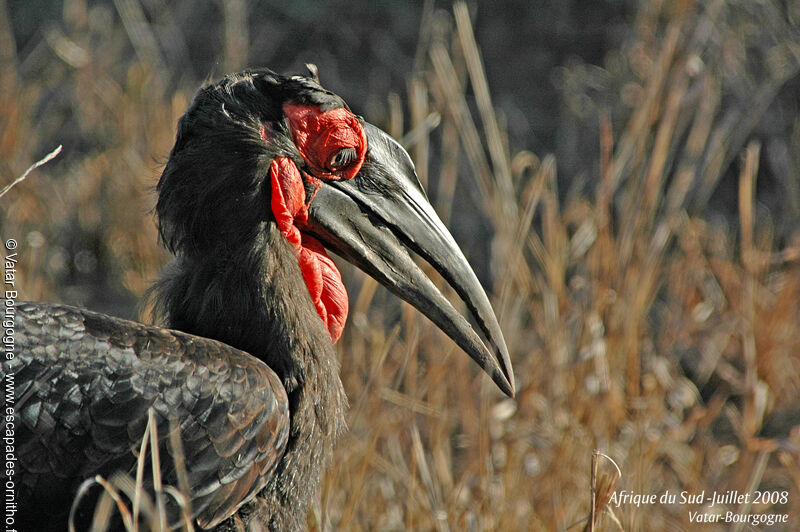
5,68,514,531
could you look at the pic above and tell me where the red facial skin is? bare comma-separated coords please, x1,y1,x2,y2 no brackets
268,105,367,342
283,104,367,181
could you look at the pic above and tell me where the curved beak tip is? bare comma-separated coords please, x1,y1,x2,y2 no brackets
490,348,515,397
501,371,515,398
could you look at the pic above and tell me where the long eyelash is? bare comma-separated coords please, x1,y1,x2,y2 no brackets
331,148,356,168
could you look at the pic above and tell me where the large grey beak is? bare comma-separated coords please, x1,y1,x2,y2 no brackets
304,122,514,397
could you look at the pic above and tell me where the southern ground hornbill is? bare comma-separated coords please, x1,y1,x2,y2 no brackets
4,68,514,530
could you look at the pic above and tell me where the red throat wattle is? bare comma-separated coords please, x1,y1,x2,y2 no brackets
270,157,347,342
268,105,367,343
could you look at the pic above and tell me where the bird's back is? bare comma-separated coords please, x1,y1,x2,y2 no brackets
5,301,290,530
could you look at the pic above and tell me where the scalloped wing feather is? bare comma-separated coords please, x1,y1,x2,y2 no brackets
5,301,290,529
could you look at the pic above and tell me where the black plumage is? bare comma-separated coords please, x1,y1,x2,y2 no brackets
11,302,290,529
3,68,513,531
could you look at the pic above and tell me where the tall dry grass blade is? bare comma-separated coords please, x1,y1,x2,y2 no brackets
391,315,420,395
169,416,195,531
583,451,623,531
538,163,569,341
0,144,61,199
453,2,515,215
113,472,160,530
524,158,557,275
133,407,154,529
349,325,401,424
738,141,763,437
163,487,194,532
429,43,495,216
112,0,168,89
435,109,460,224
0,0,17,69
411,0,436,75
588,450,599,532
388,92,404,139
496,154,549,322
730,451,770,532
400,110,441,151
94,474,142,532
337,429,384,531
44,27,90,68
352,274,378,317
379,387,443,418
91,489,119,532
641,73,686,226
429,16,470,223
408,76,432,187
609,23,682,193
147,408,168,531
598,111,614,228
410,422,449,532
696,49,800,210
665,75,718,213
69,475,135,532
738,142,760,272
222,0,248,72
132,408,171,531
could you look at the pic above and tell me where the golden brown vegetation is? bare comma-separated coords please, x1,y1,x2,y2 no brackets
2,0,799,530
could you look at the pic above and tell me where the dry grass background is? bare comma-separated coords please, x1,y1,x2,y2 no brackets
2,0,800,530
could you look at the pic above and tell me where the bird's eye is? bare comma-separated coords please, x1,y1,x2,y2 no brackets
328,147,357,170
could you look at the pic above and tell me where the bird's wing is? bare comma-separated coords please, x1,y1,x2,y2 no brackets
5,301,290,529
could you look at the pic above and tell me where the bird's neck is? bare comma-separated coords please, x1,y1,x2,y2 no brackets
148,222,347,529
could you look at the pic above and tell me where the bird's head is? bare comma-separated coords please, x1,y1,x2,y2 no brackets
156,68,514,397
